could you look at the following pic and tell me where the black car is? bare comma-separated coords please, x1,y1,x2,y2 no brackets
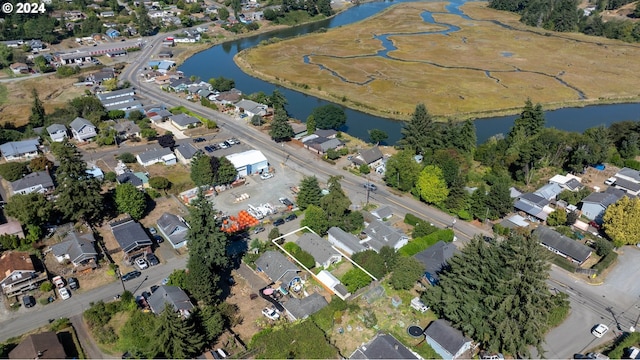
121,271,142,282
146,253,160,266
154,235,164,244
210,144,220,151
279,198,294,207
223,141,231,147
150,285,160,293
285,213,297,222
141,291,151,300
22,295,35,308
204,146,214,153
193,137,206,143
273,218,285,226
68,277,79,290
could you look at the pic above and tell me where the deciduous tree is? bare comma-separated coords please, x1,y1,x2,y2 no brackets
390,257,425,290
301,205,330,235
115,183,146,220
415,165,449,205
29,156,53,172
546,209,567,227
149,176,170,190
383,150,423,192
368,129,388,145
310,104,346,130
603,197,640,247
0,162,29,181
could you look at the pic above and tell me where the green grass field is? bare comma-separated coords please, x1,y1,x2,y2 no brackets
236,1,640,120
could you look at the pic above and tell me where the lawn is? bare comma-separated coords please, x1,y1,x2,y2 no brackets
236,1,640,120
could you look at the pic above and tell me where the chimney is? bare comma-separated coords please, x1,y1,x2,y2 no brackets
394,344,399,350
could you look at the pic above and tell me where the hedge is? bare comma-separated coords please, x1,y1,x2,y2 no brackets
398,229,454,257
593,251,618,274
404,213,423,226
606,331,640,359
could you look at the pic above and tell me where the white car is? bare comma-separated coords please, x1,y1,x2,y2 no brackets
591,324,609,338
58,287,71,300
218,142,229,149
135,257,149,270
260,172,274,180
262,307,279,320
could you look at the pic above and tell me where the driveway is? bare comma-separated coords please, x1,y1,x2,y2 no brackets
600,247,640,297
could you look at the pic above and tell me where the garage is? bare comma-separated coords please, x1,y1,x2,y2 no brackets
225,150,269,177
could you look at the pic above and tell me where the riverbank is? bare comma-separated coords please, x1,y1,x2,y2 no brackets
234,1,640,122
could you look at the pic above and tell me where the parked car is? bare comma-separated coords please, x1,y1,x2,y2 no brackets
22,295,36,308
193,137,206,143
135,257,149,270
230,138,240,144
204,146,214,153
161,277,169,285
223,141,232,147
591,324,609,338
215,349,228,359
273,218,285,226
218,142,229,149
58,287,71,300
141,291,151,300
262,307,280,320
226,138,237,145
52,275,65,288
146,253,160,266
363,183,377,191
68,277,79,290
148,227,157,235
253,226,265,234
210,143,220,151
150,285,159,293
285,213,297,222
121,271,142,282
279,197,293,207
260,172,274,180
154,235,164,244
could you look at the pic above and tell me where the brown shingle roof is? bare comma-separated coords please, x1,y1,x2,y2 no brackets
0,251,34,280
8,332,67,359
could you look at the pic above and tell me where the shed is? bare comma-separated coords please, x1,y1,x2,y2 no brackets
424,319,473,360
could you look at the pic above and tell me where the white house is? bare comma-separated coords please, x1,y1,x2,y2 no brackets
424,319,473,360
46,124,68,142
234,99,268,118
225,150,269,177
169,113,201,130
361,219,409,252
295,233,342,269
0,139,40,161
174,143,199,165
327,227,366,256
137,147,177,166
10,171,55,196
69,117,97,142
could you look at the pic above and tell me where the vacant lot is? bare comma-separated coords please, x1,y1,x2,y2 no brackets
237,1,640,120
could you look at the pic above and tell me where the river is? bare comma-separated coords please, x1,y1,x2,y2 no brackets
179,0,640,144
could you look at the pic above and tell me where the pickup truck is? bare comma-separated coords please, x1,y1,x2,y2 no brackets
52,276,65,288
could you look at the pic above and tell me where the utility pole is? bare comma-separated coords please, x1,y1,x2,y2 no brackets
115,265,126,293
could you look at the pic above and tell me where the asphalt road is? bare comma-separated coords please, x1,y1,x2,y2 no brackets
0,256,186,342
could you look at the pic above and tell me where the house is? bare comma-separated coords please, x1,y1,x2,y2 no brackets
109,218,153,262
533,183,563,201
10,171,55,196
613,167,640,196
350,333,419,360
158,50,173,59
104,99,143,117
46,124,68,142
8,332,67,359
281,292,328,321
290,122,308,138
88,69,115,84
498,214,530,230
174,143,199,165
86,166,104,180
295,233,342,269
0,138,40,161
147,285,194,317
169,113,201,130
303,136,343,154
316,270,350,300
580,187,626,221
1,40,24,48
234,99,268,118
9,62,29,74
106,49,127,58
361,219,410,252
100,10,115,17
137,147,178,167
424,319,473,360
116,171,144,189
56,51,93,65
157,213,189,249
327,226,366,256
513,192,552,221
0,220,25,238
105,28,120,39
69,117,97,142
414,241,459,285
225,150,269,177
255,251,301,290
168,78,191,92
0,251,45,297
50,231,98,267
215,88,242,104
315,129,338,138
371,206,393,221
549,173,584,192
353,147,384,167
533,226,593,265
114,120,141,139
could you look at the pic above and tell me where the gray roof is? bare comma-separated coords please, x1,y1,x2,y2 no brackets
174,143,198,160
533,226,592,264
350,333,418,359
315,129,337,138
371,206,393,220
617,167,640,182
362,220,408,252
46,124,67,134
534,183,563,200
295,233,341,266
96,88,135,101
0,138,40,157
137,147,174,164
156,213,188,247
11,171,54,193
50,232,97,264
255,251,300,286
305,137,343,152
328,227,366,254
581,187,625,208
116,172,143,187
104,100,143,112
169,113,201,127
424,319,472,358
147,285,194,315
614,177,640,192
519,192,550,207
282,292,328,320
114,120,140,134
413,241,459,281
109,219,152,253
564,178,583,191
69,117,94,132
354,147,383,166
513,199,548,221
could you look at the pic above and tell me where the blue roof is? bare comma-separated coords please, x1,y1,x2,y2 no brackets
0,138,40,157
148,61,161,67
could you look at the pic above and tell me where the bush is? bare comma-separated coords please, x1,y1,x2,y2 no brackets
457,209,472,221
311,296,347,332
0,162,29,182
49,318,71,332
404,213,422,225
40,282,53,292
593,237,614,257
342,268,372,293
593,251,618,274
398,229,454,257
104,171,116,182
359,164,370,174
607,332,640,359
412,221,438,238
117,152,136,163
547,293,570,327
624,158,640,170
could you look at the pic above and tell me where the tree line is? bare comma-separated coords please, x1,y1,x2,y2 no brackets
263,0,333,23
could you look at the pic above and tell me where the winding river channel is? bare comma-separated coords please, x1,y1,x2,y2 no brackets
180,0,640,144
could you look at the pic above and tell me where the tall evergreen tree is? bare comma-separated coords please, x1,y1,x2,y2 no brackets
399,103,438,155
154,306,205,359
29,89,45,128
297,176,322,210
509,99,545,139
190,153,214,186
269,109,294,142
